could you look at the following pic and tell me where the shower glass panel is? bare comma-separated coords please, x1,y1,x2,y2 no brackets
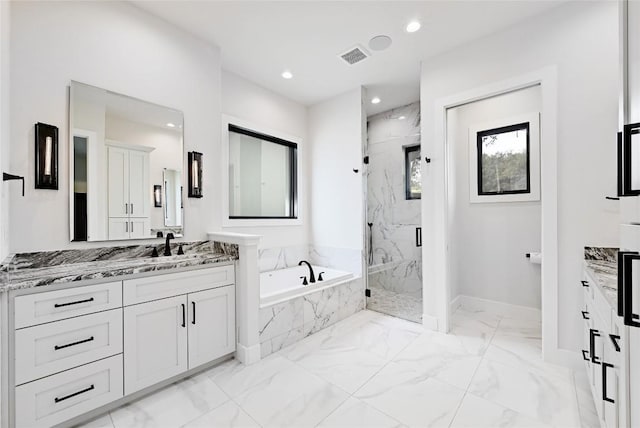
365,102,423,323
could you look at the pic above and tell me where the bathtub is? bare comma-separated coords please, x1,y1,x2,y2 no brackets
260,265,354,307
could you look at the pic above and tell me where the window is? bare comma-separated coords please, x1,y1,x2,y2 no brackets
477,122,530,195
228,124,297,219
405,145,421,199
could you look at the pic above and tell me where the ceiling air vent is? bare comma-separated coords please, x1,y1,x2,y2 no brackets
339,45,369,65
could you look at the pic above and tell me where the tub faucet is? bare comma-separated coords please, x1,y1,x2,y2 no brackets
298,260,316,283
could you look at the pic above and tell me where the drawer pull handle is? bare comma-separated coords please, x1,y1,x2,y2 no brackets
590,329,601,365
581,280,589,288
54,336,94,351
581,311,590,320
582,350,590,361
54,297,94,308
602,362,615,404
609,334,621,352
54,384,95,403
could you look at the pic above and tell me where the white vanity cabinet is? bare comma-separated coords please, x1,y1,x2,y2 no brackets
582,269,627,428
123,268,236,395
9,264,236,428
107,143,152,240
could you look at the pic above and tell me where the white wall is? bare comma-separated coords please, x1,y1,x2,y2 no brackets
308,88,365,252
1,1,10,260
9,1,221,252
448,86,542,309
421,1,619,351
221,70,308,249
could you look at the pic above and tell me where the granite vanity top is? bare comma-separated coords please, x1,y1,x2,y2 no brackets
584,246,618,309
0,240,239,292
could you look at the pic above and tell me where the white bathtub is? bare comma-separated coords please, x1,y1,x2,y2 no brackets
260,265,354,307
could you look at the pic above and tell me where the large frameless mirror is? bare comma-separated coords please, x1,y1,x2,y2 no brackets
69,81,184,242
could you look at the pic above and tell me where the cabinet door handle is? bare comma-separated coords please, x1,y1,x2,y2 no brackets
181,304,186,328
590,329,601,365
192,301,196,325
415,227,422,247
125,203,128,214
581,311,590,320
609,334,621,352
582,350,590,361
581,280,589,288
54,336,94,351
622,252,640,327
54,384,94,403
125,222,128,233
54,297,94,308
622,123,640,196
131,222,133,233
131,203,134,214
602,362,615,403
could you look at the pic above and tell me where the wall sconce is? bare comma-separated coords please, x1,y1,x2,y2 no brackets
188,151,203,198
153,185,162,207
35,122,59,190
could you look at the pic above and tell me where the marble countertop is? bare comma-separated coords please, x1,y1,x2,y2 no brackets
0,241,238,293
584,259,618,309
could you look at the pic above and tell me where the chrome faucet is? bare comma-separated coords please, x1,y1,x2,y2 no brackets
298,260,316,283
164,233,175,256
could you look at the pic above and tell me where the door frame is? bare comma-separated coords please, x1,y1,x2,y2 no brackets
427,67,571,365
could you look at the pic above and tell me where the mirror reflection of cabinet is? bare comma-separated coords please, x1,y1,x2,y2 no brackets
107,143,153,240
69,81,184,242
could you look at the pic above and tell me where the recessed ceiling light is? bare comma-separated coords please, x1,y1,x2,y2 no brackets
166,123,176,128
371,97,381,104
398,116,406,120
369,35,392,51
406,21,421,33
281,70,293,79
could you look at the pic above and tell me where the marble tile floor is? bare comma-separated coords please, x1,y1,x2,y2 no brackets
366,287,423,324
78,308,598,428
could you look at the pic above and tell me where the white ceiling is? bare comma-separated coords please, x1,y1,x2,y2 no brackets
133,1,567,116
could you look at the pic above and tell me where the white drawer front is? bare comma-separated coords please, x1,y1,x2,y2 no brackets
15,354,123,428
123,265,234,305
15,309,123,385
15,281,123,329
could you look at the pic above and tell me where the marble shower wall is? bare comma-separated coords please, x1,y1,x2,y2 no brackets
258,278,364,358
366,102,422,296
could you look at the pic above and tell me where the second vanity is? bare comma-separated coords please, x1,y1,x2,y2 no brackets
0,241,238,428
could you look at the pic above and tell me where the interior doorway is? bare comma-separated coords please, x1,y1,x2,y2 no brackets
446,85,543,314
364,102,423,323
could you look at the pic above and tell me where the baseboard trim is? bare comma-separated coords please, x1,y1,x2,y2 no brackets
236,343,261,365
451,294,541,319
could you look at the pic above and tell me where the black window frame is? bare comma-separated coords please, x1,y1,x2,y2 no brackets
228,124,298,220
477,122,531,196
405,145,421,200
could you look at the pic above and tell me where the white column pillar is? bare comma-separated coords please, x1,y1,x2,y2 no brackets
208,232,262,364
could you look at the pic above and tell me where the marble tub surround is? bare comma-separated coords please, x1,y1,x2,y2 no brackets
259,278,365,358
0,240,237,291
258,244,362,277
78,307,591,428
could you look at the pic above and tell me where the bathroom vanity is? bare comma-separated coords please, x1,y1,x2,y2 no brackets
0,242,238,428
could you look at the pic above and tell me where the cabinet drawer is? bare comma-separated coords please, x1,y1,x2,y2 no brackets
15,354,123,428
123,265,234,305
15,309,123,385
15,281,122,329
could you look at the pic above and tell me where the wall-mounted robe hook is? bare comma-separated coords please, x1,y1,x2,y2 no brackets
425,157,432,163
3,173,25,196
353,169,359,173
